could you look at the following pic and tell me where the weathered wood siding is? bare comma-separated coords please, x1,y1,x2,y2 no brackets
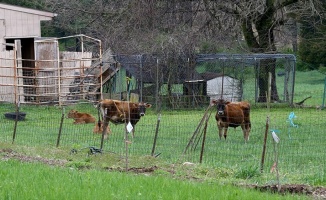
60,51,93,102
0,3,55,45
34,40,58,102
0,19,5,45
0,51,15,102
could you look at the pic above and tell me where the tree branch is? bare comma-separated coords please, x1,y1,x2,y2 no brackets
275,0,299,10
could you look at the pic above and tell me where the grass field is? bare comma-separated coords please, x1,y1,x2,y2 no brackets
0,159,309,200
1,70,326,198
1,102,325,186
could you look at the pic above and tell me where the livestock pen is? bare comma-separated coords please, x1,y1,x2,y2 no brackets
0,100,325,186
1,52,325,187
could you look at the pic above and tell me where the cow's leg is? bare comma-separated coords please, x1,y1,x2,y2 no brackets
241,124,249,142
103,121,109,140
245,122,251,141
246,130,249,142
74,120,85,124
219,128,223,140
217,122,223,140
132,128,135,138
223,127,228,140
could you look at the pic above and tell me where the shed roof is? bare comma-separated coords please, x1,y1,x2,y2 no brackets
0,3,57,18
200,72,224,81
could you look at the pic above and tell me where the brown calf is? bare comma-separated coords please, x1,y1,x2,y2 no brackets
211,99,251,142
93,120,111,139
67,109,96,124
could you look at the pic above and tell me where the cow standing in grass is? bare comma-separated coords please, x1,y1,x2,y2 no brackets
97,99,152,138
211,99,251,142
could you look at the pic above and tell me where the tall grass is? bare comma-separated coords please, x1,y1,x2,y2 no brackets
0,159,308,200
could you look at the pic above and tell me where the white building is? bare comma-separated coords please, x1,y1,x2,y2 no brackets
201,72,241,102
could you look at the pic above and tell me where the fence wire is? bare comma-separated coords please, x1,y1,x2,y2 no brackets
112,53,295,111
1,53,324,185
0,102,325,184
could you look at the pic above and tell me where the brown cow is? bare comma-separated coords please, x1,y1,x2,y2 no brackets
67,109,96,124
93,120,111,139
211,99,251,142
98,99,152,137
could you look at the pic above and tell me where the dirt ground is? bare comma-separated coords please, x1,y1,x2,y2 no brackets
248,184,326,199
1,148,326,199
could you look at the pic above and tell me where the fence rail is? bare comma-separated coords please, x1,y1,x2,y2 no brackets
0,35,104,106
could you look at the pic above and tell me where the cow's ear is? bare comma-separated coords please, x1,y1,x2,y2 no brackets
211,99,217,105
146,103,152,108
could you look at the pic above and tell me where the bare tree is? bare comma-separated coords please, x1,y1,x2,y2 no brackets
201,0,323,102
44,1,235,53
43,0,323,102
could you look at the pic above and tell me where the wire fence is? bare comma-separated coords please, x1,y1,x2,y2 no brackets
112,53,296,111
0,101,325,185
0,35,106,106
1,52,325,185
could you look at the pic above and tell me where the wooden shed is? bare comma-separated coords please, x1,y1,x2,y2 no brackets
0,3,57,103
201,72,241,101
0,3,57,51
0,4,116,105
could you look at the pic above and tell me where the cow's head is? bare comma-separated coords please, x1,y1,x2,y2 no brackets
211,99,230,116
67,109,78,118
136,102,152,116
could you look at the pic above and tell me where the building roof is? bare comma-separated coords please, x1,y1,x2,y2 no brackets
200,72,225,81
0,3,57,18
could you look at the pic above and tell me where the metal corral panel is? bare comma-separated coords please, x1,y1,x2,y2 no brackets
0,34,101,105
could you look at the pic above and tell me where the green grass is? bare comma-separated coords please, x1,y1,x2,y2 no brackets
0,159,308,200
1,105,326,187
0,70,326,198
294,70,325,105
242,69,325,106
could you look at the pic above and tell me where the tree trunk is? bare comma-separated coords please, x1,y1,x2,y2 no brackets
257,59,279,102
242,15,280,103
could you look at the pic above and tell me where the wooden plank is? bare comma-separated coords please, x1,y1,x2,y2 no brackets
15,40,25,103
34,40,58,102
0,51,15,102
